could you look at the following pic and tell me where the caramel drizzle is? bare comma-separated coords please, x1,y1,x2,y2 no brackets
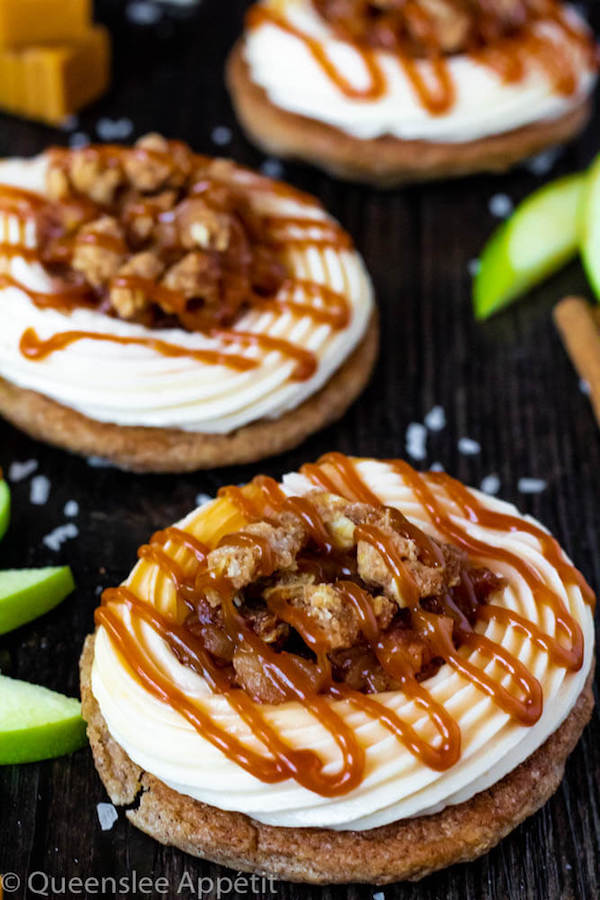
0,244,42,263
391,462,588,672
313,453,591,678
263,215,353,250
18,327,257,374
248,1,594,115
302,451,381,505
75,230,129,255
264,278,351,328
100,475,463,784
0,179,354,382
355,523,542,724
0,183,47,220
248,5,386,101
99,586,366,795
18,322,319,380
150,526,209,566
98,453,594,796
211,329,317,380
112,273,348,332
0,273,95,311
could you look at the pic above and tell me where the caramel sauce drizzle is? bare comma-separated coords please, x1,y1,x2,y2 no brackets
0,183,47,220
0,273,95,311
388,461,589,673
248,5,385,101
95,454,594,796
75,230,129,255
150,526,209,566
99,474,461,784
18,327,257,374
0,244,42,263
248,1,595,115
263,278,351,328
211,329,317,380
100,583,365,795
0,168,354,383
263,215,353,250
302,451,381,505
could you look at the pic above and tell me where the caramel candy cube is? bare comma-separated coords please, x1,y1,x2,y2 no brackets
0,0,91,48
0,26,110,125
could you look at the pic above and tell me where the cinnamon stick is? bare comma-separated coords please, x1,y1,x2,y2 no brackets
553,296,600,427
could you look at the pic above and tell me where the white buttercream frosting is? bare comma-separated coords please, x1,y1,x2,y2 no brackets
0,154,373,433
243,0,597,143
91,459,594,830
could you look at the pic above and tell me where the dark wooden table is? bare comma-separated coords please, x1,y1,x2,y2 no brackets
0,2,599,898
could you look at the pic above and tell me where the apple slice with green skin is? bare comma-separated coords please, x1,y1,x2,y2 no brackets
0,566,75,635
0,478,9,541
0,675,86,764
473,172,587,320
581,153,600,298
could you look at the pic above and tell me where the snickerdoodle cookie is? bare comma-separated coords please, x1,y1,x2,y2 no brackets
227,0,598,187
0,136,376,470
81,453,595,882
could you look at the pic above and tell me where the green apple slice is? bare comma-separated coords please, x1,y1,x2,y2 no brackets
473,172,587,320
581,153,600,299
0,675,86,764
0,478,9,541
0,566,75,635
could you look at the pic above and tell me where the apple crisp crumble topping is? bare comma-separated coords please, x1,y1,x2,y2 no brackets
182,491,503,704
36,134,287,331
312,0,560,56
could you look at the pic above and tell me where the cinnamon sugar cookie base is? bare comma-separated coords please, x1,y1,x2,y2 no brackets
227,45,592,187
0,315,377,473
80,634,594,884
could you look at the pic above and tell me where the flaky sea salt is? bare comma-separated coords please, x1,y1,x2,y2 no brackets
429,462,444,472
64,500,79,517
211,125,232,147
518,478,547,494
8,459,38,482
580,378,591,396
69,132,90,149
373,893,385,900
468,258,481,277
260,158,284,179
97,803,118,831
43,523,78,551
480,474,501,495
87,456,113,468
489,193,513,218
195,493,212,507
30,475,51,505
126,0,162,25
406,423,427,461
424,405,446,432
458,437,481,456
96,117,133,141
525,147,561,177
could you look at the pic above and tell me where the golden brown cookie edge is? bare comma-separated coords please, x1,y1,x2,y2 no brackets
226,43,592,188
80,633,594,884
0,314,378,473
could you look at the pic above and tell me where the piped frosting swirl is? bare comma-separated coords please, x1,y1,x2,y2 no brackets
91,454,595,830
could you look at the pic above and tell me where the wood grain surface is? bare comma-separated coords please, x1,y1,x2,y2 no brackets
0,2,598,897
